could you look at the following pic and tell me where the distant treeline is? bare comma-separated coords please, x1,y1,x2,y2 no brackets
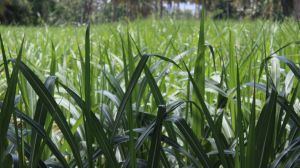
0,0,299,25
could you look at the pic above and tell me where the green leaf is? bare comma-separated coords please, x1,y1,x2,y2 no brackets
30,76,57,168
59,82,118,167
0,34,10,83
273,56,300,82
236,61,245,167
271,137,300,168
0,38,23,163
193,7,206,138
9,106,69,167
6,131,47,168
147,105,166,168
16,61,83,167
255,90,277,168
167,116,211,168
112,54,150,135
50,42,56,76
83,23,94,168
246,80,256,168
244,82,300,128
183,62,232,168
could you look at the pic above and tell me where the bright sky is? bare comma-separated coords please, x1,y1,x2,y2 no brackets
163,2,202,15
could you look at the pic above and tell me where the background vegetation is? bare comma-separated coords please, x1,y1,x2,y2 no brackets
0,0,300,24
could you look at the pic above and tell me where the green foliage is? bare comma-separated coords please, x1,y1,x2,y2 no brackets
1,0,298,25
0,19,300,167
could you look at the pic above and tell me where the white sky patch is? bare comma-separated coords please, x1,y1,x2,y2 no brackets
163,2,202,15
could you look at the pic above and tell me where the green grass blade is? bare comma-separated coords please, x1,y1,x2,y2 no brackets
6,131,48,168
167,116,211,168
162,135,200,167
236,61,245,167
102,69,124,98
144,65,165,105
228,29,237,131
271,137,300,167
246,80,256,168
133,38,183,167
206,44,217,72
50,42,56,76
193,6,206,138
160,148,171,168
120,34,129,87
112,54,149,135
16,61,83,167
0,34,10,82
255,90,277,168
9,106,69,167
59,82,118,167
147,105,166,168
195,5,206,95
0,38,23,163
183,62,232,168
273,56,300,81
276,96,300,127
245,82,300,127
30,76,57,168
125,33,137,168
123,121,155,167
83,23,94,168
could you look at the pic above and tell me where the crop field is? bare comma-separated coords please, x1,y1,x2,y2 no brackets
0,18,300,167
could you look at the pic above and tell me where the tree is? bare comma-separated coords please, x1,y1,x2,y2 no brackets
281,0,293,16
294,0,300,19
29,0,55,24
82,0,94,23
0,0,32,24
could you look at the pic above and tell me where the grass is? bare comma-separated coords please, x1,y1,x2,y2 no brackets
0,18,300,167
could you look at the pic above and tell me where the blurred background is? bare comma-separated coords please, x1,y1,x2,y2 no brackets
0,0,299,25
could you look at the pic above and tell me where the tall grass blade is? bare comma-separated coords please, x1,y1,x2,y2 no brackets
83,23,94,168
160,148,171,168
228,29,237,131
273,56,300,81
0,38,23,164
193,6,206,137
162,135,200,167
147,105,166,168
245,82,300,127
183,62,232,168
6,131,47,168
271,137,300,167
167,116,211,168
15,61,83,167
112,54,149,135
255,90,277,168
236,61,245,167
246,79,256,168
123,122,155,167
103,69,124,98
50,42,56,76
0,34,10,82
30,76,57,168
59,82,118,167
125,33,137,168
8,106,69,167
